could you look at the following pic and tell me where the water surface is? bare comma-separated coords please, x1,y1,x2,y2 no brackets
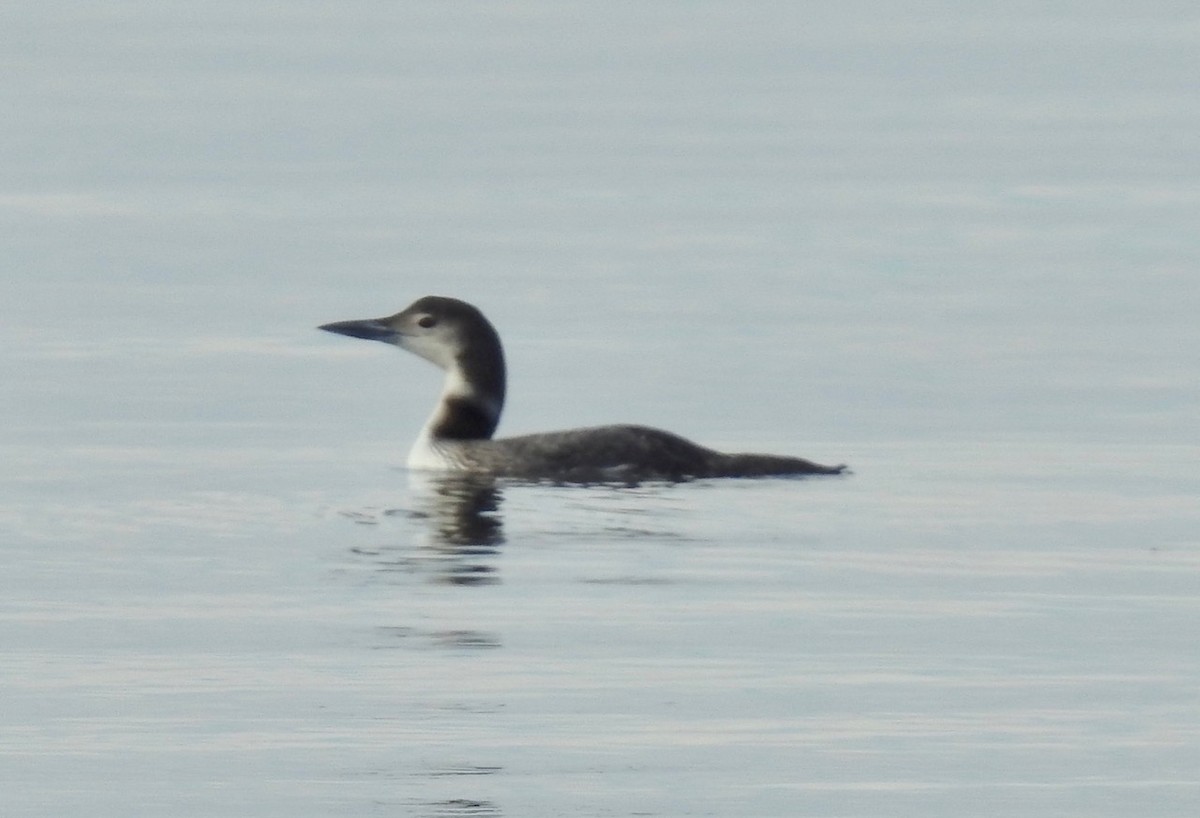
3,2,1198,816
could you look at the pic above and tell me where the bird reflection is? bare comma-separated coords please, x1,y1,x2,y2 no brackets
402,471,506,586
419,472,505,547
344,473,506,585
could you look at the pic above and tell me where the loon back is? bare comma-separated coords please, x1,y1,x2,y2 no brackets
319,296,847,481
443,425,844,481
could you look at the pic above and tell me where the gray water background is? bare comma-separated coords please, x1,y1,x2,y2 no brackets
3,3,1198,816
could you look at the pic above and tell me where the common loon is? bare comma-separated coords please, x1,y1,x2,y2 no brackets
319,296,847,482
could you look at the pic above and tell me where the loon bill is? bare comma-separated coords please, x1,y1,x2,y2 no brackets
319,295,847,481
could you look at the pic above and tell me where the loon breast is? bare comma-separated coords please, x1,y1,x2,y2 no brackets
407,430,462,471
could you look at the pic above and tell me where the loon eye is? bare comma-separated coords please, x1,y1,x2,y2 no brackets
417,314,437,329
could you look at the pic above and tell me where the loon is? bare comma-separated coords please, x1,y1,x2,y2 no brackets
319,296,846,482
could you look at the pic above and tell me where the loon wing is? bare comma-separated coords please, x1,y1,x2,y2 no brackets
473,424,843,481
481,424,715,480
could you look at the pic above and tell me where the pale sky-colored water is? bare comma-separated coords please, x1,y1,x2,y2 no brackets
3,3,1199,816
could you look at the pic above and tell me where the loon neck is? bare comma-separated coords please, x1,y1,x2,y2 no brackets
425,344,506,441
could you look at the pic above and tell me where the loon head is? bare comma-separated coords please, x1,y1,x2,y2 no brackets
319,296,507,439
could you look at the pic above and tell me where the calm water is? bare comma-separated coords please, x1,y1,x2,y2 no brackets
4,3,1199,816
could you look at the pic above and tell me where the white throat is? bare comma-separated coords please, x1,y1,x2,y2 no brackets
406,364,501,470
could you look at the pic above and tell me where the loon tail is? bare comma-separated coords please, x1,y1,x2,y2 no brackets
711,453,847,477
